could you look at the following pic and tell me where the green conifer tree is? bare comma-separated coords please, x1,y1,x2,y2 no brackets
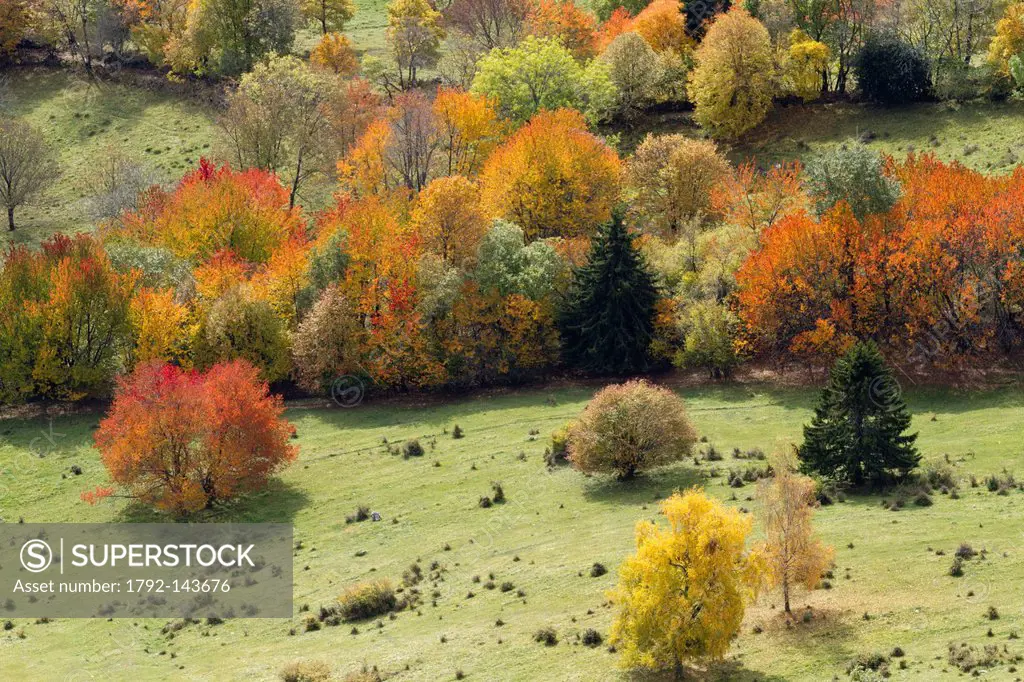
799,341,919,486
559,210,659,375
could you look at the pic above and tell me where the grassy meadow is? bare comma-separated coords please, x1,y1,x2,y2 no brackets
3,380,1024,680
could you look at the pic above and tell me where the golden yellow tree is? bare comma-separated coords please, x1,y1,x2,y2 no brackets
410,175,489,266
785,29,830,102
688,9,776,139
610,489,764,676
309,32,360,75
988,3,1024,78
479,108,621,241
756,451,834,614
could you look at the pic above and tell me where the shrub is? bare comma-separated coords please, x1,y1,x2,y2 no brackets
949,557,964,577
805,144,902,220
491,482,505,503
581,628,603,647
846,652,889,676
279,660,332,682
403,439,425,458
342,666,383,682
567,380,697,479
534,627,558,646
478,496,492,508
346,506,370,524
452,425,464,439
590,562,608,578
854,37,932,105
194,289,291,382
547,424,572,467
955,543,976,559
338,580,397,621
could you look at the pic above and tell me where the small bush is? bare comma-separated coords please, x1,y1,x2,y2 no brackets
534,627,558,646
478,496,492,508
949,557,964,577
403,440,425,458
955,543,976,559
342,666,383,682
279,660,332,682
546,424,572,467
988,606,1000,620
452,425,464,439
491,482,505,504
338,580,397,621
913,492,933,506
948,641,1002,673
589,563,607,578
845,652,889,677
346,506,370,524
581,628,603,647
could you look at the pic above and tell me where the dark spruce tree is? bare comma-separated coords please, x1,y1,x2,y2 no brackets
799,341,919,486
559,210,659,375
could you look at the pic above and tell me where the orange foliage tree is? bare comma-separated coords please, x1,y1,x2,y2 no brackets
479,109,621,241
712,160,805,234
432,87,505,176
526,0,597,58
736,155,1024,366
632,0,693,56
114,159,306,264
94,360,297,516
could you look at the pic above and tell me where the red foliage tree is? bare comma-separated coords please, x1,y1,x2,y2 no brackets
94,360,297,516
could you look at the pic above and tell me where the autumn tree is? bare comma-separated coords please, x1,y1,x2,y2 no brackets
410,175,489,266
800,341,920,486
784,29,830,101
610,489,763,675
301,0,354,34
432,87,504,177
560,211,659,374
625,134,730,239
711,159,804,233
130,287,188,365
291,284,361,393
470,35,617,123
309,32,360,75
567,380,697,479
689,9,776,138
94,360,297,516
756,450,834,614
0,0,30,58
386,0,445,88
479,108,621,240
988,2,1024,79
526,0,597,59
0,118,60,231
631,0,692,57
221,55,337,208
113,160,306,264
599,32,663,120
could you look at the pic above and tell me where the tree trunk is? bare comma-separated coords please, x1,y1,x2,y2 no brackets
783,579,791,614
7,205,14,231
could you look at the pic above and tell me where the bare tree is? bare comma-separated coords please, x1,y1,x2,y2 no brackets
444,0,529,50
385,91,441,192
221,55,337,208
0,118,60,231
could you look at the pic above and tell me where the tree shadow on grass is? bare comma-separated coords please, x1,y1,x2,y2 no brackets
114,478,309,524
620,660,790,681
581,464,707,506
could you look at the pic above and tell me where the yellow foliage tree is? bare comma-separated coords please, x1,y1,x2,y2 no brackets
130,287,189,365
988,2,1024,77
688,9,776,139
785,29,829,102
309,32,360,75
632,0,694,57
433,87,505,177
410,175,489,266
610,489,764,674
756,450,834,614
479,108,621,241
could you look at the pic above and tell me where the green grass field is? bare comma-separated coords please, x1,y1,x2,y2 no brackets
3,380,1024,680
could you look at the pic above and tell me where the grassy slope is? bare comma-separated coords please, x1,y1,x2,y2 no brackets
621,98,1024,171
1,68,218,247
2,382,1024,680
